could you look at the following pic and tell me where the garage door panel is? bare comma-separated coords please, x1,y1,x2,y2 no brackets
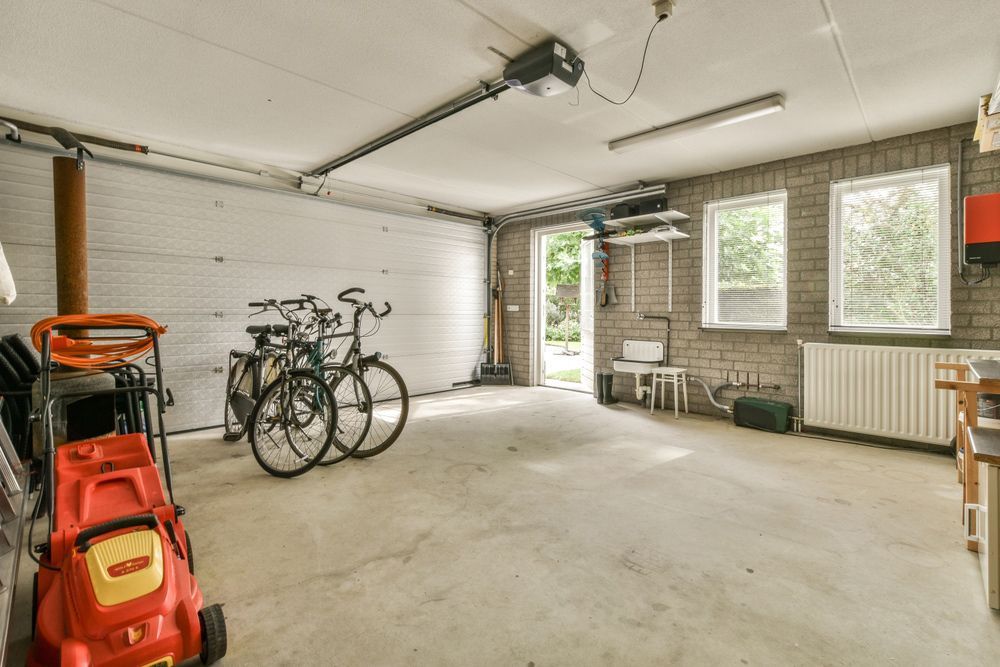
0,201,54,243
0,145,485,431
84,171,483,267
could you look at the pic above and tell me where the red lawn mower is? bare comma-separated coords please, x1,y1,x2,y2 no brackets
27,315,227,667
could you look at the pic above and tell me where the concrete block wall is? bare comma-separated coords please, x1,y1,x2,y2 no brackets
494,122,1000,416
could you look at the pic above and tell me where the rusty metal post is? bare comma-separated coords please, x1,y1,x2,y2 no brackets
52,156,88,316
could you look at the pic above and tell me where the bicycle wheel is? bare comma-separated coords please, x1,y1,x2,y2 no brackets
319,365,373,465
249,373,336,478
354,359,408,458
223,354,256,441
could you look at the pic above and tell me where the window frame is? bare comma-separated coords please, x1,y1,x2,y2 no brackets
828,165,952,336
702,190,789,332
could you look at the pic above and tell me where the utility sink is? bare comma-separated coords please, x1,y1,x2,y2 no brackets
612,340,664,374
611,340,664,404
612,359,659,374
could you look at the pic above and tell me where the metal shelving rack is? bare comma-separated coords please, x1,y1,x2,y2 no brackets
603,211,691,312
0,420,29,666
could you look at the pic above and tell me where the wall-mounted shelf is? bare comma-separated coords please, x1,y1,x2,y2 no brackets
601,223,689,313
605,225,690,246
603,210,690,228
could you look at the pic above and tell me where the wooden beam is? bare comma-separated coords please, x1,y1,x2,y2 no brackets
934,362,971,373
52,156,88,317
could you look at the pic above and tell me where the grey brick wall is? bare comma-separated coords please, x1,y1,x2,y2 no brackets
494,122,1000,416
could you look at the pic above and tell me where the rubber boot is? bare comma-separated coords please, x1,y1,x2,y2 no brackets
600,373,617,404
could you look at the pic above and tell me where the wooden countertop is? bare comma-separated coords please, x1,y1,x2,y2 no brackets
968,426,1000,465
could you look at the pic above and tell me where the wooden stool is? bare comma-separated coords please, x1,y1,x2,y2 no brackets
651,367,688,419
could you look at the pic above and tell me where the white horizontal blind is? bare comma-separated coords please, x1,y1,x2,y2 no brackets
829,165,951,335
702,190,787,330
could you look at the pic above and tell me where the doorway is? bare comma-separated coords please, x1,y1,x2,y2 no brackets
532,224,594,392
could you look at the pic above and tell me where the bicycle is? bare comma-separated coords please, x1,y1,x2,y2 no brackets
279,295,373,466
245,300,338,477
223,306,286,442
322,287,409,458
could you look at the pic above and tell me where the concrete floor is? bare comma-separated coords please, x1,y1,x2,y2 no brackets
9,386,1000,665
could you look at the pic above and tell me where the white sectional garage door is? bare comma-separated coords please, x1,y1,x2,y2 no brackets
0,145,484,431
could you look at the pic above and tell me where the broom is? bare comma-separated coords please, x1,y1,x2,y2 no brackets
480,270,513,384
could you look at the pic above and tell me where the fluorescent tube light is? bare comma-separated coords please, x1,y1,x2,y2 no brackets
608,94,785,153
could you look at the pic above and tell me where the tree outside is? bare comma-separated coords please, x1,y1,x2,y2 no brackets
544,230,585,385
715,201,786,325
545,231,585,344
839,183,939,326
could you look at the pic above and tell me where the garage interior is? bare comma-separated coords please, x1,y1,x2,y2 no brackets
1,0,1000,665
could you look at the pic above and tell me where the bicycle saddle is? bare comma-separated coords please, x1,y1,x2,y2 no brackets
245,324,290,336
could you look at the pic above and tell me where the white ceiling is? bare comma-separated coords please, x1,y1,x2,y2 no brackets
1,0,997,213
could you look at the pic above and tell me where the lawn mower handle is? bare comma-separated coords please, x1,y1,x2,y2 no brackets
76,513,159,552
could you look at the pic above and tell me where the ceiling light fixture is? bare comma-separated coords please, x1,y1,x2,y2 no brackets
608,94,786,153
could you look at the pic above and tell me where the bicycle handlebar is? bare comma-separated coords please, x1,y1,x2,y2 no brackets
378,302,392,317
303,293,333,311
338,287,365,304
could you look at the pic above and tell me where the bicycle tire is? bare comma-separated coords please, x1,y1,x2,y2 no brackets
279,373,337,461
249,373,336,478
223,353,256,441
353,359,408,458
319,365,373,465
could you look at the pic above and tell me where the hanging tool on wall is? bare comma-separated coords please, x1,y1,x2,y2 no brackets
579,208,617,307
480,269,513,384
494,269,503,365
598,240,618,306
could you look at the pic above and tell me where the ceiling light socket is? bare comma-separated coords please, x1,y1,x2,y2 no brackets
652,0,676,20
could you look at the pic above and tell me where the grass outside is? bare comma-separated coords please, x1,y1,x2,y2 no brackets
546,368,581,383
545,340,582,352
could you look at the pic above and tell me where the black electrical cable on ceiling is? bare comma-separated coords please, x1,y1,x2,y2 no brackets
583,16,665,106
312,171,330,196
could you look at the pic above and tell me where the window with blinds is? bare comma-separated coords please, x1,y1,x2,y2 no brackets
702,191,787,330
829,165,951,335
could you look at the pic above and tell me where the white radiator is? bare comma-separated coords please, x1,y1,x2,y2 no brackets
803,343,1000,445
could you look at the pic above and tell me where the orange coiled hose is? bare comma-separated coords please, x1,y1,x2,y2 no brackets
31,314,167,369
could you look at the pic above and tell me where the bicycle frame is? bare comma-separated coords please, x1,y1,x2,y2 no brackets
320,304,378,374
228,334,282,400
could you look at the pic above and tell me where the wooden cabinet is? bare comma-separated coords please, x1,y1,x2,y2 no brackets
969,428,1000,610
